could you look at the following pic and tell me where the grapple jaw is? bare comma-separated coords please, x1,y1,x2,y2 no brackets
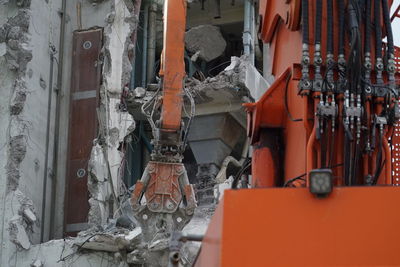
130,161,197,238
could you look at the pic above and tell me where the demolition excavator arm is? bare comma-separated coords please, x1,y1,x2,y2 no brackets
130,0,196,248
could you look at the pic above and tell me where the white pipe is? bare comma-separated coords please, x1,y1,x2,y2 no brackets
142,2,149,87
215,138,250,183
243,0,254,64
147,3,157,83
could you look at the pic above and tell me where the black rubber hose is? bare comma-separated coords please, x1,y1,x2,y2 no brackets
327,0,334,54
365,0,372,54
338,0,345,55
375,0,382,59
344,135,351,185
352,142,360,185
373,132,383,185
315,0,323,45
302,0,309,45
382,0,394,55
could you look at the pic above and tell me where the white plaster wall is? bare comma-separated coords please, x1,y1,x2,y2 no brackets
106,0,132,94
0,0,62,265
19,0,62,243
0,4,19,266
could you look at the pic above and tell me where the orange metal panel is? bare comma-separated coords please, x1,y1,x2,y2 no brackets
195,199,224,267
244,68,290,143
251,129,282,188
197,187,400,266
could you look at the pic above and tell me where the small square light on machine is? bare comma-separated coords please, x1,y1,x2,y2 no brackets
309,169,333,197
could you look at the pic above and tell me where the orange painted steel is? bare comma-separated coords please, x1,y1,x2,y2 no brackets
197,1,400,264
196,187,400,267
159,0,186,131
251,129,281,188
244,0,400,186
144,162,183,213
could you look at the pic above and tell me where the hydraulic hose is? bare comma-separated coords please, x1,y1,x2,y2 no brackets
327,0,334,54
365,0,372,54
338,0,345,55
348,1,362,94
315,0,322,45
302,0,309,45
382,0,394,56
352,141,360,185
300,0,311,93
344,132,351,185
373,131,383,184
374,0,382,59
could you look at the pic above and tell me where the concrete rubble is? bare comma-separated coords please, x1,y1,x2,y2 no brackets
185,55,269,101
185,24,227,62
127,56,255,112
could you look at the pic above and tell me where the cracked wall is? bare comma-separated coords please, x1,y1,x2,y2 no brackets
87,0,137,228
1,0,139,265
0,0,62,265
0,0,140,265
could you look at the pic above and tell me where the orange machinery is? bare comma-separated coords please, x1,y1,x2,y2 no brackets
130,0,197,245
196,0,400,266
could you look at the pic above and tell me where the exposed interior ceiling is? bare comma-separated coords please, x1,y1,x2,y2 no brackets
187,0,244,28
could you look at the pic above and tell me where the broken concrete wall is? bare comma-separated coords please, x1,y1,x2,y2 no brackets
0,0,63,265
86,0,137,227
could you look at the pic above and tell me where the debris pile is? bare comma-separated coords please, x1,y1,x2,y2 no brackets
186,56,252,99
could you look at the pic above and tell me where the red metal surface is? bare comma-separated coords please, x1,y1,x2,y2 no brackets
64,29,102,236
197,187,400,267
392,123,400,185
390,47,400,185
145,162,183,213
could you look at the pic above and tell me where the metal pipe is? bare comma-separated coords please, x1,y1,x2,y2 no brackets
303,96,311,136
306,127,316,186
130,0,143,90
49,0,66,239
147,3,157,84
40,46,56,242
142,2,149,87
215,138,250,183
179,233,203,242
306,99,319,186
243,0,252,61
